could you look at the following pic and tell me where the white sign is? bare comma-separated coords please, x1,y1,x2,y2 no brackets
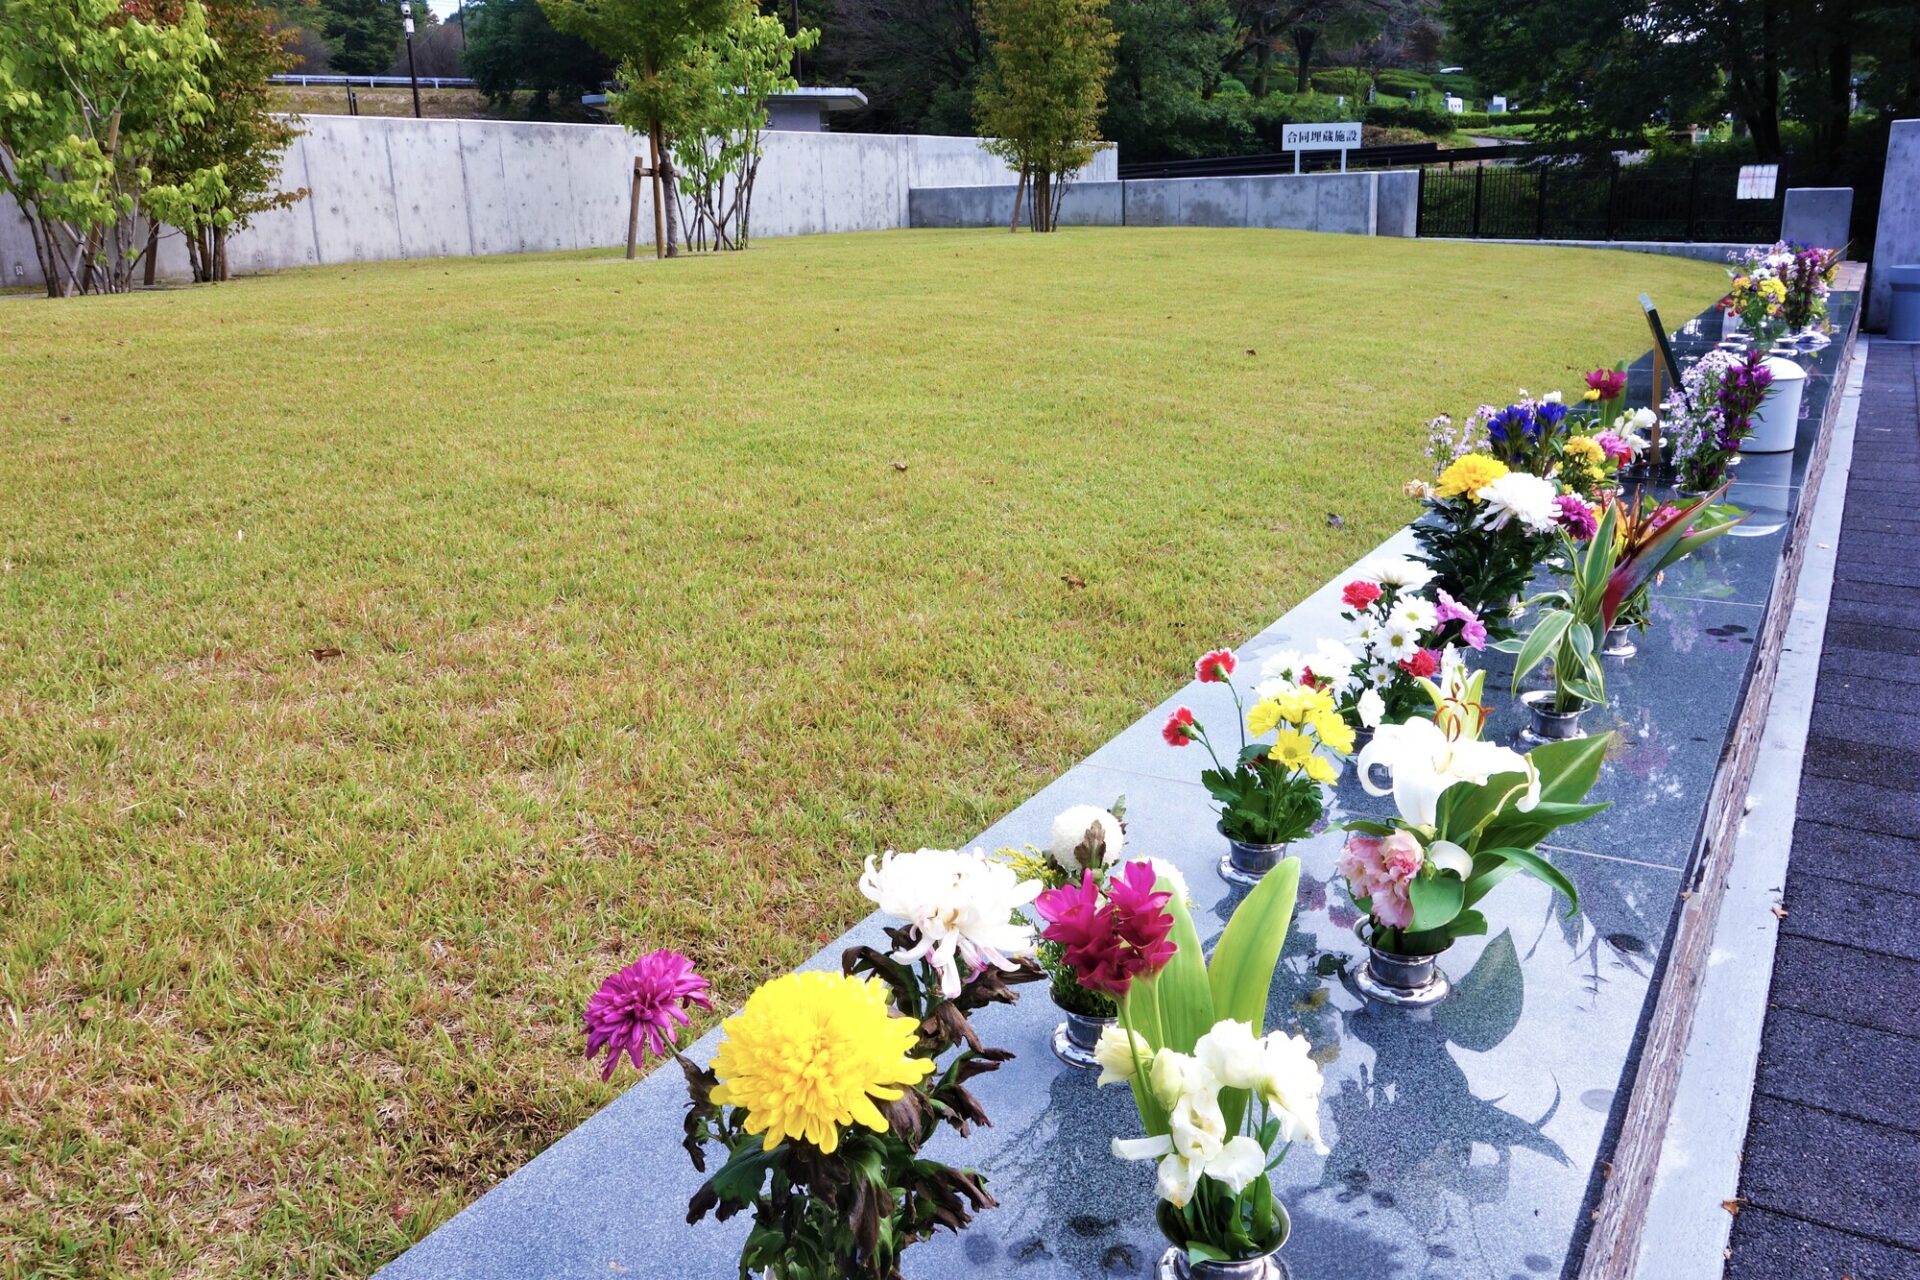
1282,122,1361,152
1445,95,1465,114
1737,164,1779,200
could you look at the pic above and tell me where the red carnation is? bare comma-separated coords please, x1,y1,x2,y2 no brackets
1398,648,1442,679
1342,580,1383,610
1162,706,1198,746
1195,648,1236,683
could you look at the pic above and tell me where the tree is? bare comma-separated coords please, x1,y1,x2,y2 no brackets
1101,0,1238,158
133,0,307,282
672,14,819,250
975,0,1116,232
0,0,225,295
465,0,610,115
541,0,741,259
316,0,410,75
821,0,988,133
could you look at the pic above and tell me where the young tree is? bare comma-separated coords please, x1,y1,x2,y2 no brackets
974,0,1116,232
672,13,819,250
0,0,225,295
136,0,307,282
464,0,610,116
540,0,741,258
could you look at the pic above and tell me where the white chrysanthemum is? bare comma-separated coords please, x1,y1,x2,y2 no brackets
1360,557,1435,590
1258,648,1306,683
1388,597,1437,634
859,848,1041,997
1382,624,1420,655
1046,804,1124,874
1476,472,1561,534
1144,857,1192,908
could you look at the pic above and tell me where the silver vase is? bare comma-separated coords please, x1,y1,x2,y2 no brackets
1521,690,1589,742
1155,1201,1291,1279
1602,624,1637,658
1050,1003,1114,1070
1217,822,1288,888
1352,920,1451,1007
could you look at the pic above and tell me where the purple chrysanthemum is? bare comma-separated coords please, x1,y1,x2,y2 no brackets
584,949,712,1080
1554,494,1599,542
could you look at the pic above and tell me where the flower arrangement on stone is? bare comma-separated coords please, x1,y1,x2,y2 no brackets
998,803,1194,1066
1317,557,1486,730
586,846,1046,1280
1164,648,1354,863
1340,694,1610,1004
1044,853,1322,1272
1498,499,1627,734
1723,244,1795,343
1781,242,1840,334
1663,347,1775,493
1601,490,1749,642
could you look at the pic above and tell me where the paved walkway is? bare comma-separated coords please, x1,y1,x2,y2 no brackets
1726,341,1920,1280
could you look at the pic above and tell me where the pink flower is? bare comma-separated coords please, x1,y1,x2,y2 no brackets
1593,431,1635,465
1434,589,1487,651
1035,863,1175,997
584,949,712,1080
1162,706,1198,747
1585,368,1628,402
1342,580,1383,610
1195,649,1236,683
1338,831,1425,931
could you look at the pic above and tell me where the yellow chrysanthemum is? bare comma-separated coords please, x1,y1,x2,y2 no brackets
1270,730,1315,770
1562,435,1606,464
1436,454,1509,500
1761,278,1787,300
1304,755,1339,785
1247,697,1282,738
1314,712,1356,756
710,971,933,1154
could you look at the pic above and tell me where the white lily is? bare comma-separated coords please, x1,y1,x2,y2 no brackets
1357,718,1540,828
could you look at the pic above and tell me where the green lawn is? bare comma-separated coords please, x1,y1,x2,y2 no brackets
0,228,1723,1278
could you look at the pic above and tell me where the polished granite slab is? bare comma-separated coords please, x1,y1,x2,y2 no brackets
378,299,1860,1280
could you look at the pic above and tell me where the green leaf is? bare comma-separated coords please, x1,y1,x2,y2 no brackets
1528,733,1612,803
1407,869,1465,931
1510,608,1574,694
1207,856,1301,1038
1435,770,1534,849
1480,845,1579,914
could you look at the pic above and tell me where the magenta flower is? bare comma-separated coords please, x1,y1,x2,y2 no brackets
1035,862,1176,996
1554,494,1599,542
584,949,712,1080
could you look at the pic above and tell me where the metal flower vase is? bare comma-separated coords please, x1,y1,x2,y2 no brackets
1353,920,1450,1008
1155,1200,1291,1280
1217,822,1288,888
1601,624,1637,658
1521,690,1589,742
1050,998,1114,1070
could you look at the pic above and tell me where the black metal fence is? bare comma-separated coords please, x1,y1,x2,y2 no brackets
1416,156,1786,243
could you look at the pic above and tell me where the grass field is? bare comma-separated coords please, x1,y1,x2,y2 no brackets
0,229,1724,1278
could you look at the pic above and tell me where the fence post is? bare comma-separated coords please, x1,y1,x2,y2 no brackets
1415,165,1426,237
1685,158,1699,242
1472,163,1485,238
1604,158,1619,241
1535,163,1548,239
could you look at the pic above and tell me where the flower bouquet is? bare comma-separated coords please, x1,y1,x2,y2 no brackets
590,846,1045,1280
1596,490,1748,654
999,803,1193,1069
1165,648,1354,886
1499,499,1626,741
1782,242,1841,339
1342,672,1611,1005
1408,449,1572,642
1039,853,1324,1277
1722,245,1793,346
1664,348,1774,494
1326,558,1486,730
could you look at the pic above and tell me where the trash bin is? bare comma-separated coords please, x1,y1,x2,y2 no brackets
1891,264,1920,343
1742,356,1807,453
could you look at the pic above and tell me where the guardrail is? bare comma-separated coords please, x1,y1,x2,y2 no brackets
271,74,477,90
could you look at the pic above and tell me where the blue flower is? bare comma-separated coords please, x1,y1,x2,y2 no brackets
1533,401,1568,435
1485,405,1530,444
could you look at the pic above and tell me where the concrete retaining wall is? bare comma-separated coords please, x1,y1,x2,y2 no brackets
906,169,1419,237
0,116,1119,286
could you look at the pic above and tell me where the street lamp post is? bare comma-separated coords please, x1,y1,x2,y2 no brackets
401,4,422,119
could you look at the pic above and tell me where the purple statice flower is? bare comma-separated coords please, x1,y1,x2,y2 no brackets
1554,493,1599,542
1434,588,1488,650
584,948,712,1080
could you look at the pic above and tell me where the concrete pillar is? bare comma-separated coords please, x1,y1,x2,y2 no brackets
1780,187,1852,252
1869,118,1920,330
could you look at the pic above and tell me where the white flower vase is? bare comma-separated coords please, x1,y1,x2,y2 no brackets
1742,357,1807,454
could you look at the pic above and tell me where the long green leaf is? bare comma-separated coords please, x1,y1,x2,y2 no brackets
1529,733,1611,804
1207,857,1301,1038
1511,608,1574,694
1482,845,1580,914
1408,870,1465,931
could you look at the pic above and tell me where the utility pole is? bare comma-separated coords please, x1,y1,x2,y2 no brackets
401,2,422,118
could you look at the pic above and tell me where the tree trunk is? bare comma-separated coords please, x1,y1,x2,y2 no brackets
214,225,229,282
1008,168,1029,232
1293,26,1317,95
143,222,159,286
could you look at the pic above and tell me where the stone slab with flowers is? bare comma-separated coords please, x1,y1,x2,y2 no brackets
377,290,1860,1280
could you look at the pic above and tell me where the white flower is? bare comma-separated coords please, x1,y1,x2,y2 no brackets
1195,1019,1267,1090
1047,804,1124,874
1258,647,1306,684
1356,718,1540,828
1357,687,1386,729
1388,596,1437,634
1361,557,1435,590
1144,857,1192,908
1382,623,1420,655
1251,1031,1329,1154
1112,1045,1270,1208
1542,390,1564,405
1476,472,1561,535
1093,1024,1151,1088
1630,406,1658,432
859,848,1041,998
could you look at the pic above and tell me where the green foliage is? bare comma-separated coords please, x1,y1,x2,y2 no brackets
0,0,223,295
1099,0,1236,160
1201,745,1326,846
315,0,408,74
1499,505,1622,713
1410,506,1548,643
975,0,1116,231
463,0,611,116
670,12,817,251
